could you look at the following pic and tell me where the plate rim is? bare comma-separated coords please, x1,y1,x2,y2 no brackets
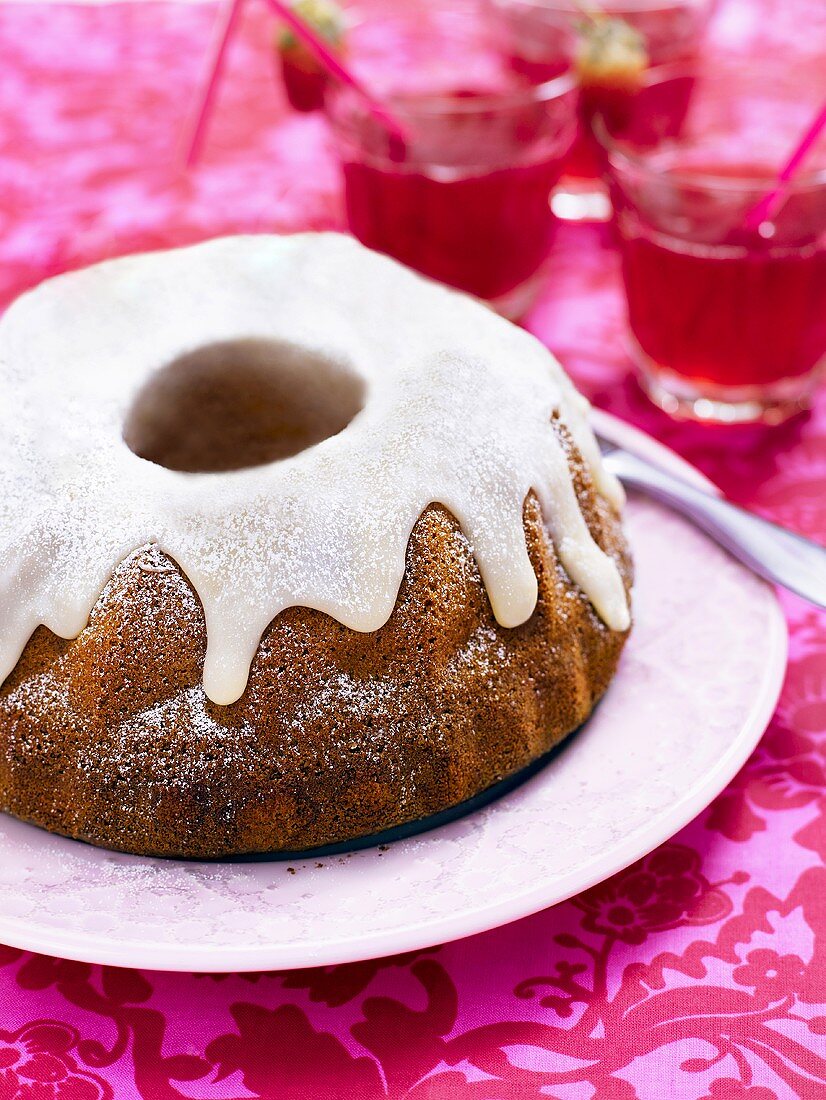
0,411,788,971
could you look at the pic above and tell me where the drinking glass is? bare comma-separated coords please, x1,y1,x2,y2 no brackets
324,10,578,317
597,61,826,424
487,0,715,220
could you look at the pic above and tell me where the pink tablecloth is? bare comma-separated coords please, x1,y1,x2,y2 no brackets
1,2,825,1097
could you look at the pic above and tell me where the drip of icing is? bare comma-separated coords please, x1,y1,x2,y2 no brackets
0,233,629,706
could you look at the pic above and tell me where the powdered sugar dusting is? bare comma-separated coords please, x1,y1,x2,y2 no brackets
0,233,628,705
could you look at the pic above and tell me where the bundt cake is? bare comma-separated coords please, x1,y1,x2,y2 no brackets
0,233,631,858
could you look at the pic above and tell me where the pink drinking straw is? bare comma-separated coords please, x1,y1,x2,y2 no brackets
182,0,245,167
183,0,407,168
744,102,826,231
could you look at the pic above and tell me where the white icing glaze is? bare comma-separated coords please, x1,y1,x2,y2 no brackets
0,233,629,706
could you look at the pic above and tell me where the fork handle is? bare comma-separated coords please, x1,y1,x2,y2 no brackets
607,449,826,609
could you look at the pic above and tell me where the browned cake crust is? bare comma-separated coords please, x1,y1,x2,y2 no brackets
0,431,632,858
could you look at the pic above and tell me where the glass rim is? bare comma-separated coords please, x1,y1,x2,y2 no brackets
326,69,578,119
593,60,826,193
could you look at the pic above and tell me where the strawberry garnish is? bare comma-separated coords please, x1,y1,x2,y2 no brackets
274,0,346,111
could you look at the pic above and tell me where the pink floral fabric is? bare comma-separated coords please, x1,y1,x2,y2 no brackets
0,1,824,1096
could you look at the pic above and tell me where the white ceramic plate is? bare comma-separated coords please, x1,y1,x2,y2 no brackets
0,412,786,972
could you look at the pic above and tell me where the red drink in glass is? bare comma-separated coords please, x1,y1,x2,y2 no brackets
599,63,826,423
326,12,578,315
623,176,825,392
329,85,576,308
487,0,714,218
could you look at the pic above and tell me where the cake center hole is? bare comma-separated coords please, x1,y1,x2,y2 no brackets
123,339,365,473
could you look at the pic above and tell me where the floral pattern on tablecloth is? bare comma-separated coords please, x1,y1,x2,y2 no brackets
0,1,824,1096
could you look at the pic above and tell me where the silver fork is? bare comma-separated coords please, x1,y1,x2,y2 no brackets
598,436,826,609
